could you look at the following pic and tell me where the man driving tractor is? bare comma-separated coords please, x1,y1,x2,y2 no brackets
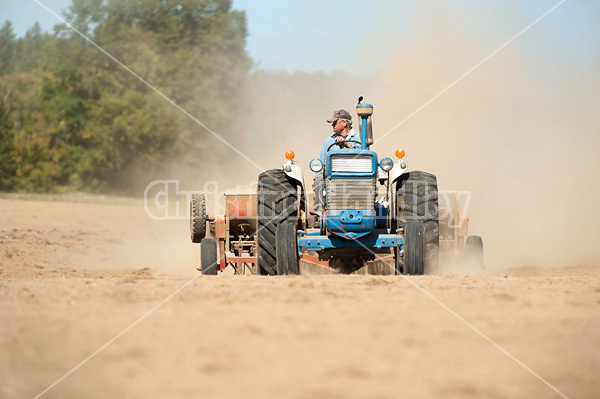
318,109,362,163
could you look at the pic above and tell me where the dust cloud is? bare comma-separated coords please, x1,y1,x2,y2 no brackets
367,2,600,271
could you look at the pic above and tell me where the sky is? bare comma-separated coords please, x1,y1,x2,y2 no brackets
2,0,598,74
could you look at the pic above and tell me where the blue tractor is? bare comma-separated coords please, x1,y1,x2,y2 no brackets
255,97,439,275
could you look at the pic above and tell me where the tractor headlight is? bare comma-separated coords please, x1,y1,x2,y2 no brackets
309,158,323,173
380,157,394,171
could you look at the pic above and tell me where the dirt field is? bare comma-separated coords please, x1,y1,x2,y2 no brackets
1,197,599,399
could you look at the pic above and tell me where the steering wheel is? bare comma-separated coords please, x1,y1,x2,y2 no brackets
327,140,361,152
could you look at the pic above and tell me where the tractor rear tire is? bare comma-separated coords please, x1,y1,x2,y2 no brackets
394,246,403,275
404,219,425,275
256,169,299,275
276,221,299,275
396,171,439,274
190,193,207,243
200,238,218,275
465,235,484,269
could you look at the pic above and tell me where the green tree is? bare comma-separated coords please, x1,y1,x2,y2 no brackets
62,0,252,191
3,0,252,193
0,87,16,190
0,21,16,76
15,22,49,72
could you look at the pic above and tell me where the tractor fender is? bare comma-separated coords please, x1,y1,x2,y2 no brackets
389,160,409,185
282,161,305,191
282,161,309,231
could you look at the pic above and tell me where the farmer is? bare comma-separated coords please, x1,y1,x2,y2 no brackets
318,109,361,164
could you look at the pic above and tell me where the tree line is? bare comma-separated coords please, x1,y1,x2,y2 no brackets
0,0,251,193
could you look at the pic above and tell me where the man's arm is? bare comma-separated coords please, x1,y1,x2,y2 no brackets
319,137,334,163
351,130,361,148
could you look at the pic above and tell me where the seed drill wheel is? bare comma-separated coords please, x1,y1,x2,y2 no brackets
200,238,218,275
396,171,439,274
190,193,207,243
465,235,484,269
276,221,299,275
256,169,298,275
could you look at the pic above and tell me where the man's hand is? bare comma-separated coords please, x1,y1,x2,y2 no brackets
335,136,351,148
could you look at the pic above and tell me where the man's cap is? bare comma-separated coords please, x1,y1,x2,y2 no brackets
327,109,352,123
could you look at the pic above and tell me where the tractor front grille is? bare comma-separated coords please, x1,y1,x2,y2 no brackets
331,155,373,173
327,179,375,210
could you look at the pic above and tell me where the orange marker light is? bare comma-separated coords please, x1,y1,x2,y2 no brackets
285,150,295,160
395,149,406,159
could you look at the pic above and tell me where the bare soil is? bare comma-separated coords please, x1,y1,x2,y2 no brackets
1,197,599,399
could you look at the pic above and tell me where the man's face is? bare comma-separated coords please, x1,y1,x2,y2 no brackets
332,119,345,134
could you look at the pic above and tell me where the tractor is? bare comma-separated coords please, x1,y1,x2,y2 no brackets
254,97,439,275
190,97,483,275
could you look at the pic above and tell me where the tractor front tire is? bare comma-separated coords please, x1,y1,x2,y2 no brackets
200,238,218,275
190,193,207,243
276,221,299,275
404,219,425,275
256,169,299,275
465,235,484,269
396,171,439,274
